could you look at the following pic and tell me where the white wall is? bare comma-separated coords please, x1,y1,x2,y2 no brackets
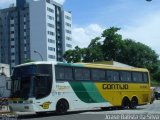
0,64,10,77
46,2,57,61
63,11,72,52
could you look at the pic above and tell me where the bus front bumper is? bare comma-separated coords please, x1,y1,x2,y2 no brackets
9,103,35,112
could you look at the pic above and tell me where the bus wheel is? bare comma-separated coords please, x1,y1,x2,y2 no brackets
129,98,138,109
121,97,130,109
56,99,69,115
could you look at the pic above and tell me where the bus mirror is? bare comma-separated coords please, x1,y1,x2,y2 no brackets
6,80,11,90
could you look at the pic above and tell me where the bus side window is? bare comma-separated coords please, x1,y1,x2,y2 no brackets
92,69,105,81
65,67,73,80
120,71,132,82
74,68,90,81
132,72,143,83
55,66,65,80
143,72,148,83
107,70,120,82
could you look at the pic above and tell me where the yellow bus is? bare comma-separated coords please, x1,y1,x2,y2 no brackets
9,61,151,114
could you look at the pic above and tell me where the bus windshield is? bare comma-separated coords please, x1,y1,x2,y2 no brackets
10,64,52,100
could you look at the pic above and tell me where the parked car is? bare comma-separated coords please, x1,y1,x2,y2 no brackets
155,87,160,100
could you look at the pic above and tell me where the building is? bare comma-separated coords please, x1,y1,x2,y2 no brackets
0,0,72,70
0,63,10,97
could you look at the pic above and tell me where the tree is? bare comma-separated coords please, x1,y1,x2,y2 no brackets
122,39,159,73
83,37,104,62
102,27,124,61
63,46,81,63
63,37,104,63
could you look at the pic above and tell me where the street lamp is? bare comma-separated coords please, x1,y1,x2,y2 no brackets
34,50,43,61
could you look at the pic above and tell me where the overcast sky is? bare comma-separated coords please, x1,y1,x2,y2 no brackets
0,0,160,57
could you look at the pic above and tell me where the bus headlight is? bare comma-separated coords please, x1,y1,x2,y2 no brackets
24,100,33,104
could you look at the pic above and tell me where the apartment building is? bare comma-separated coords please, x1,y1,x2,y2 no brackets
0,0,72,70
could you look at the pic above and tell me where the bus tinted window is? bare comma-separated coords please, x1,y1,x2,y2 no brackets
64,67,73,80
132,72,143,82
55,66,73,80
143,73,148,83
55,67,65,80
92,69,105,81
37,64,52,75
120,71,132,82
75,68,90,81
107,70,120,82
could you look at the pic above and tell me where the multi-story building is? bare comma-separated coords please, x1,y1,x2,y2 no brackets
0,0,72,70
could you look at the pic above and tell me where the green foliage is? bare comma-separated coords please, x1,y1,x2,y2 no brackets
102,27,124,61
122,39,159,73
152,61,160,82
83,37,104,62
63,46,81,63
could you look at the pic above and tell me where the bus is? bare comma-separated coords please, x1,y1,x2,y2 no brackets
8,61,151,114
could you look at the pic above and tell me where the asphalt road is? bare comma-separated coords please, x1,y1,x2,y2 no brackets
16,100,160,120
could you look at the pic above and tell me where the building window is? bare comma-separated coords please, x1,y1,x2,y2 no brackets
11,45,15,48
47,15,54,20
47,7,54,13
10,24,14,27
24,32,26,36
65,15,71,20
11,60,15,63
48,39,55,44
24,51,27,54
48,31,54,36
65,22,71,27
11,38,14,41
66,36,72,41
66,44,72,48
66,30,71,34
47,23,54,28
11,53,15,56
48,47,55,51
10,31,14,34
10,17,14,20
48,55,55,59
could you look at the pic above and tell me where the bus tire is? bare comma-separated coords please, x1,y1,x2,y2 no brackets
56,99,69,115
121,97,130,109
129,97,138,109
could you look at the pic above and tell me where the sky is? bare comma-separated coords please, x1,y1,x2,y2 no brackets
0,0,160,57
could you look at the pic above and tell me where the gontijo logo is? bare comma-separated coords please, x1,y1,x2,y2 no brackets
40,101,52,109
103,84,128,90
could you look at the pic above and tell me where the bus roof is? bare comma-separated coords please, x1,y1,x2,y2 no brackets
15,61,149,72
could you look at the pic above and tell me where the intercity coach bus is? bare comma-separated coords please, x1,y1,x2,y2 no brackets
8,61,151,114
